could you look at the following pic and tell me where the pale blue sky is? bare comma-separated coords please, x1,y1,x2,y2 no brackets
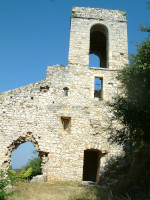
11,142,38,169
0,0,149,169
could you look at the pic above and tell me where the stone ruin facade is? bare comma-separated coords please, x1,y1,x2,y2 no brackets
0,7,128,182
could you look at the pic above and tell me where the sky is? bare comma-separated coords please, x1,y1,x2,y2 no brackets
0,0,149,169
11,141,38,169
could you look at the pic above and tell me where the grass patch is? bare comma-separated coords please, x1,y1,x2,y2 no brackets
8,181,82,200
8,181,131,200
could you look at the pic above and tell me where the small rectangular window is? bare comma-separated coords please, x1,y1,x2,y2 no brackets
94,77,103,99
63,87,69,96
61,117,71,133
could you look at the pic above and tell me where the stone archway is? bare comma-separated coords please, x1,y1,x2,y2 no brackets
3,132,48,174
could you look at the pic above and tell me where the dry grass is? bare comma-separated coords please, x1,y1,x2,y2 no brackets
8,181,99,200
8,181,132,200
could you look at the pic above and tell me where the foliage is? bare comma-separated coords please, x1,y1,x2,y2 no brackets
140,1,150,33
8,167,33,182
99,146,150,199
0,171,13,200
107,3,150,198
110,33,150,148
9,150,42,181
26,156,42,178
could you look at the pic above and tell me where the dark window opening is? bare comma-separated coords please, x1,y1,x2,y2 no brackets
94,77,103,99
40,85,49,93
63,87,69,96
89,24,108,68
61,117,71,132
83,149,101,182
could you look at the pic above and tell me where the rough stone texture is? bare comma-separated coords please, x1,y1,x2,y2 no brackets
0,7,128,182
30,175,47,183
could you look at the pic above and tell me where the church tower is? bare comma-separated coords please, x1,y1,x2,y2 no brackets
68,7,128,69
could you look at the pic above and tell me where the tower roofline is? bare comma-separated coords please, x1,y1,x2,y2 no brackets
72,7,127,22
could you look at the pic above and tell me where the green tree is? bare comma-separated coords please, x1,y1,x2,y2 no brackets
110,3,150,149
140,1,150,33
26,151,42,178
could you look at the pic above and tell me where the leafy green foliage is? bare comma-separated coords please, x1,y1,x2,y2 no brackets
107,4,150,198
26,156,42,178
9,167,33,179
110,2,150,149
8,166,32,183
0,171,13,200
22,167,33,179
9,150,42,181
140,1,150,33
111,37,150,148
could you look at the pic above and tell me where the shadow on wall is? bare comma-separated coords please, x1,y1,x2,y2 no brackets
97,126,150,200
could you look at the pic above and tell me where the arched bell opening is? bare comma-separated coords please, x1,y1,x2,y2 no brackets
89,24,108,68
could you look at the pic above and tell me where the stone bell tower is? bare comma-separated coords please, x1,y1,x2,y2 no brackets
68,7,128,70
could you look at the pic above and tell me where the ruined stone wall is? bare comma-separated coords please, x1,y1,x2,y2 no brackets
0,7,128,182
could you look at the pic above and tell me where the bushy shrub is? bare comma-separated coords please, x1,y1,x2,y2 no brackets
26,156,42,178
8,167,33,183
0,171,12,200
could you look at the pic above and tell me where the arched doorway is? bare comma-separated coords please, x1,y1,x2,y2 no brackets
83,149,101,182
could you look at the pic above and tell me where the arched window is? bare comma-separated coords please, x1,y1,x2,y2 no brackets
89,24,108,68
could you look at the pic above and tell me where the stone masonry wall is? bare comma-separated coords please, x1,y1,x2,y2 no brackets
0,7,128,182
